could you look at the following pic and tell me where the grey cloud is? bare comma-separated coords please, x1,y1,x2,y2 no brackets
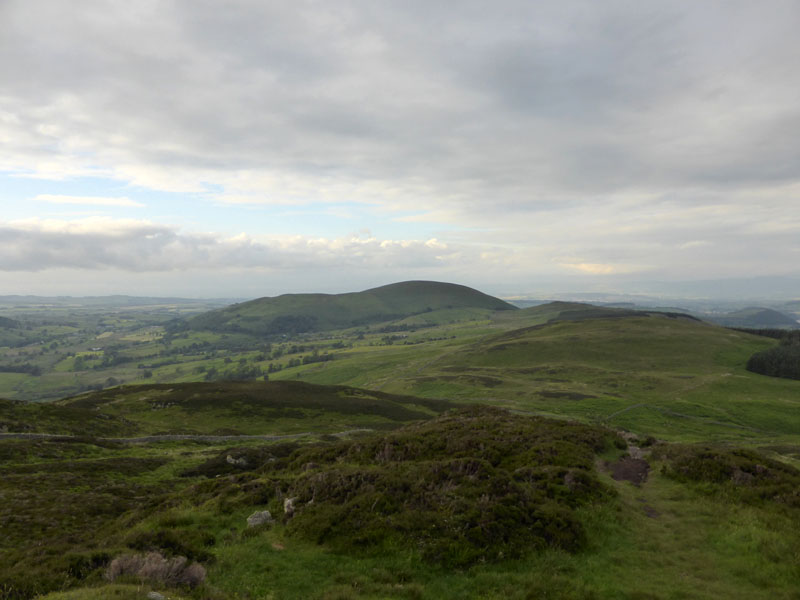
0,221,461,272
1,0,799,283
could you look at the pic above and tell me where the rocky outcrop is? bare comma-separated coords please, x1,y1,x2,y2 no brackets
246,510,273,527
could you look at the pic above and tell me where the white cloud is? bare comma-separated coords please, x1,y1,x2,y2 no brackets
559,263,624,275
35,194,144,207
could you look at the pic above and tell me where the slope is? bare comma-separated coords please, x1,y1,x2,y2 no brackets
396,313,800,442
50,380,456,436
285,305,799,444
11,406,800,600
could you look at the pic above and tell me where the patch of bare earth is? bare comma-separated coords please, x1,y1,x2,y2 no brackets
609,456,650,486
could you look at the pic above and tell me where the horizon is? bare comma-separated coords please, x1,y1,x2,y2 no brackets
0,275,799,306
2,2,799,298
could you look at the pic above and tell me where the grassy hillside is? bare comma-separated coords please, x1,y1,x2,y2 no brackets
392,314,799,442
5,381,451,437
0,397,138,437
492,301,698,327
283,307,800,445
185,281,516,335
5,403,800,600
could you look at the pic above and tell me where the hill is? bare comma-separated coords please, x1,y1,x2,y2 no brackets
291,305,798,444
1,381,457,441
402,313,790,441
0,381,452,437
492,301,699,328
710,307,798,329
184,281,516,335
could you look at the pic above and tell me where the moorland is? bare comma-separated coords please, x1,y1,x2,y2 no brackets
2,281,800,599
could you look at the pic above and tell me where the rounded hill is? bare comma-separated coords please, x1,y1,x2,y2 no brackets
184,280,517,335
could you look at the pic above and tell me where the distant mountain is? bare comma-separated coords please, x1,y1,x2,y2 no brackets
709,307,798,329
494,301,700,328
185,280,517,335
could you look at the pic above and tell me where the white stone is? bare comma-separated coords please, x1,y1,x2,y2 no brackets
246,510,273,527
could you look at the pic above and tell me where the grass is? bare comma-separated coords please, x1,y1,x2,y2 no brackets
349,315,798,445
36,584,190,600
4,401,800,599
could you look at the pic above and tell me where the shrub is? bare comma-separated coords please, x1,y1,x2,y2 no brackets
270,407,621,566
654,444,800,508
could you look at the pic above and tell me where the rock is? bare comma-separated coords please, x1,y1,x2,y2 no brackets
284,497,297,517
226,454,248,467
147,593,166,600
731,468,755,486
246,510,273,527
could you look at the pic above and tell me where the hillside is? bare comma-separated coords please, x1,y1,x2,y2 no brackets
0,381,457,442
5,400,800,600
289,306,800,444
397,313,794,441
0,380,453,437
184,280,516,335
493,301,699,327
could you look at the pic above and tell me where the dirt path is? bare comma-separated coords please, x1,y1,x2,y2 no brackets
609,456,650,485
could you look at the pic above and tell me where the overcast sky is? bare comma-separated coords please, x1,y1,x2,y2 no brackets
1,1,799,299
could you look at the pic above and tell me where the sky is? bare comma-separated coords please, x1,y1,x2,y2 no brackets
1,0,799,299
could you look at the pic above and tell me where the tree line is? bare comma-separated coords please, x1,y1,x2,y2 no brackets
744,329,800,380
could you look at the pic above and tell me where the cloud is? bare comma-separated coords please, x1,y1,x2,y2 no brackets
0,1,799,290
2,1,799,207
678,240,712,250
0,218,466,273
559,263,623,275
35,194,144,207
